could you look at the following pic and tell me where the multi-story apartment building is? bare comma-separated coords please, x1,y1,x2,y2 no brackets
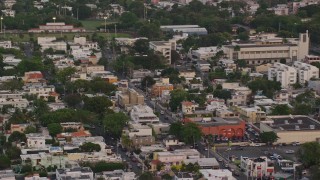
130,105,159,124
240,156,274,179
305,55,320,64
224,32,309,65
151,78,174,97
117,88,144,108
149,41,176,64
236,106,266,123
268,63,297,88
293,61,319,84
267,4,289,16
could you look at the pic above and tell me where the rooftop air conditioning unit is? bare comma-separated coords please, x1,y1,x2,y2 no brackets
298,120,303,124
295,125,300,130
310,125,315,130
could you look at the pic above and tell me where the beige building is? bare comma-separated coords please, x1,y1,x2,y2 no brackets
82,65,105,74
237,106,266,123
117,88,144,108
256,63,272,73
149,40,176,64
260,115,320,144
224,32,309,65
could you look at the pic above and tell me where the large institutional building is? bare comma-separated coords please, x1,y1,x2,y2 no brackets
224,31,310,65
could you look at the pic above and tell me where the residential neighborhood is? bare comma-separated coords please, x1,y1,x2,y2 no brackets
0,0,320,180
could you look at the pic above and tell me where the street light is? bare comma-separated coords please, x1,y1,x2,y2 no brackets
52,17,56,23
103,16,107,33
0,16,3,33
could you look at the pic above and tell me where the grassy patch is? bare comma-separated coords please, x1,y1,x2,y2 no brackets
80,20,104,31
80,20,119,31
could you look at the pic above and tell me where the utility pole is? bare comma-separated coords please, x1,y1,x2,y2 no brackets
77,8,79,20
114,24,117,38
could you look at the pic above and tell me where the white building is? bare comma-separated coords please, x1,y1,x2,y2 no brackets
189,46,222,61
268,63,297,88
26,133,50,149
3,55,21,66
0,98,28,108
56,167,93,180
0,170,15,180
0,41,12,49
130,105,159,124
124,123,153,138
96,170,136,180
1,9,15,17
37,37,67,52
23,84,55,95
115,37,148,46
199,169,236,180
224,32,310,65
149,41,176,65
240,156,274,179
293,61,319,84
267,4,289,16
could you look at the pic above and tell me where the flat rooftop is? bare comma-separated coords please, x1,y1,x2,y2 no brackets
197,117,243,127
266,115,320,131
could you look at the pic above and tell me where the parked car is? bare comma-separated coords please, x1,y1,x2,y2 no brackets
285,150,295,154
218,158,223,162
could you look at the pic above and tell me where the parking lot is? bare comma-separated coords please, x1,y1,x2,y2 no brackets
217,145,301,162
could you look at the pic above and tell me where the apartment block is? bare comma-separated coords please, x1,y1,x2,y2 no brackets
151,78,174,97
240,156,274,179
149,41,176,64
293,61,319,84
130,105,159,124
268,63,297,88
117,88,144,108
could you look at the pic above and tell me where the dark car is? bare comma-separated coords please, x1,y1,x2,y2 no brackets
235,146,244,150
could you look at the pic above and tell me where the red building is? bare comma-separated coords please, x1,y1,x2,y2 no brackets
185,117,245,139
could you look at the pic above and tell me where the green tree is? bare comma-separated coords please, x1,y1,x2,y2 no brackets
79,142,101,152
6,146,21,159
169,89,188,111
259,131,279,144
0,78,24,92
270,104,292,115
103,112,128,137
141,76,156,89
24,125,37,134
8,131,26,143
119,12,139,28
64,94,82,108
47,123,63,137
171,50,180,64
247,78,281,98
0,155,10,170
182,122,202,145
297,142,320,167
83,96,113,115
169,122,183,140
293,104,312,115
33,99,50,118
213,89,232,102
138,172,154,180
133,39,149,54
56,67,76,85
121,134,133,149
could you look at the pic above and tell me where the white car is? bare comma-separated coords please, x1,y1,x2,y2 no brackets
161,111,164,115
285,150,295,154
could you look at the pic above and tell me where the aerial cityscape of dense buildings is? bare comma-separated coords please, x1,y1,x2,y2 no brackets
0,0,320,179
